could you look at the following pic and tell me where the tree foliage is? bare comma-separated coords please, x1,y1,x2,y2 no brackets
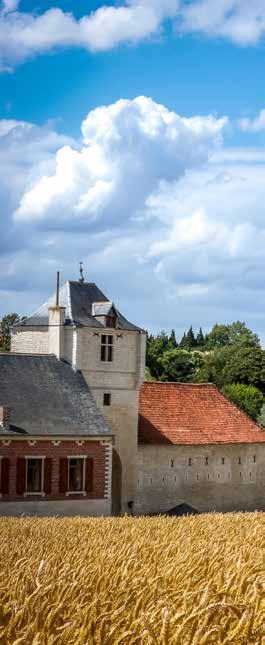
0,313,20,351
158,349,195,382
146,321,265,419
222,383,264,421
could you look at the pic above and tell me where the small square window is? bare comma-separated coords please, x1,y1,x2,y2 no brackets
103,393,111,406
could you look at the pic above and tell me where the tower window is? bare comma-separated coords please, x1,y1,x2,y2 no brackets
101,335,113,362
103,393,111,406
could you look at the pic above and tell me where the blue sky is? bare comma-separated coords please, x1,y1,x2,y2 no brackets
2,0,265,341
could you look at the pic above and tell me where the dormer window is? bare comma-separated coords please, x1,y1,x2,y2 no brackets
92,302,118,328
101,335,113,362
105,314,116,328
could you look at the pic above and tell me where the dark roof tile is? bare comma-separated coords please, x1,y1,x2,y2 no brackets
0,353,111,437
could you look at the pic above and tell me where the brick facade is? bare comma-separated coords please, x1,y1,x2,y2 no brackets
0,439,109,502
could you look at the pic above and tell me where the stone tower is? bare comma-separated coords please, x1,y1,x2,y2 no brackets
11,277,146,514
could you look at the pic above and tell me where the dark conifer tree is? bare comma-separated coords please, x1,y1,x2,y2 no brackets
186,326,196,348
179,332,187,348
196,327,205,347
169,329,177,348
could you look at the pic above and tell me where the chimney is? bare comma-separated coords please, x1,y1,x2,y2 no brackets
0,406,10,428
48,272,66,360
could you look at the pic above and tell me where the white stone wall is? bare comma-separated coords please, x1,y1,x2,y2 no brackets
135,443,265,514
76,328,146,512
11,328,49,354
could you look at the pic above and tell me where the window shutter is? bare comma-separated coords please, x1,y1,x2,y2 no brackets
44,458,52,495
0,458,9,495
16,458,26,495
85,458,94,493
59,458,68,494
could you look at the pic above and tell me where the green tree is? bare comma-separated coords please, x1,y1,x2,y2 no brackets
179,327,196,349
222,383,264,421
145,366,156,382
196,327,205,347
179,331,187,348
158,349,196,382
0,313,20,351
206,321,260,350
223,346,265,391
257,403,265,428
146,331,171,379
169,329,177,348
186,326,196,348
194,346,232,388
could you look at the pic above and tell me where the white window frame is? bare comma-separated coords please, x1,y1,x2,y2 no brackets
66,456,87,496
24,456,45,497
100,335,114,363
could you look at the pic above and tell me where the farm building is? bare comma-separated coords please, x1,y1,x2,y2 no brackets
0,272,264,516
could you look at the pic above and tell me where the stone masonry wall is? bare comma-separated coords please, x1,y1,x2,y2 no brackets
135,443,265,515
75,328,146,513
11,328,49,354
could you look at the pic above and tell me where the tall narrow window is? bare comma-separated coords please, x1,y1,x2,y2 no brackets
68,458,85,492
26,458,43,493
101,335,113,362
103,393,111,406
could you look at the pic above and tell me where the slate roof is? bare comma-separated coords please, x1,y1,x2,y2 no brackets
138,382,265,445
15,281,142,332
0,353,112,437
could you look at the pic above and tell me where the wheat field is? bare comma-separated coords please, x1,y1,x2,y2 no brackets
0,513,264,644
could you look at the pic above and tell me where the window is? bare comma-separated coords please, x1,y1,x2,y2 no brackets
103,393,111,406
222,457,225,465
188,458,192,466
68,458,85,492
205,457,208,465
26,458,43,493
101,335,113,362
106,315,116,328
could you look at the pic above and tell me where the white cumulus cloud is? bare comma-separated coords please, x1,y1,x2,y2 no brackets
15,96,227,224
0,0,179,69
238,109,265,132
2,0,265,70
180,0,265,45
2,98,265,339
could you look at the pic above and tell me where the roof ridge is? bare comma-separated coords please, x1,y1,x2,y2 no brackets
143,381,217,387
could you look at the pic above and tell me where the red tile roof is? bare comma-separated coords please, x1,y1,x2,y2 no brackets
138,382,265,445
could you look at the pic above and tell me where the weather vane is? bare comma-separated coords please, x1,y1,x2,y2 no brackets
79,261,85,283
